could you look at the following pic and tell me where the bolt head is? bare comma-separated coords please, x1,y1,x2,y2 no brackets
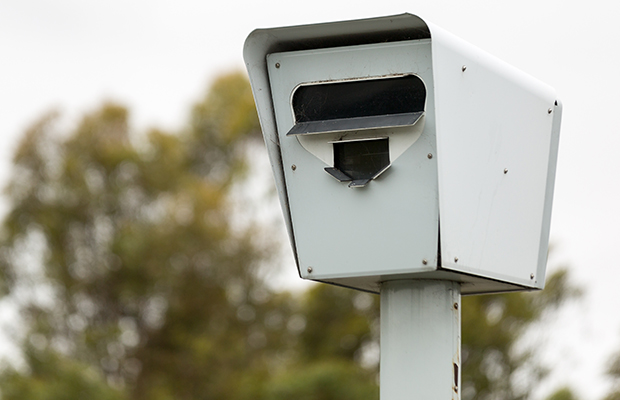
462,65,467,72
307,267,313,273
504,168,508,174
548,108,553,114
275,62,281,69
422,259,428,265
427,153,433,159
530,273,535,279
454,257,459,263
291,164,297,171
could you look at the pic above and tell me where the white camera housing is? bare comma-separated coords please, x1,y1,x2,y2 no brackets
244,14,561,294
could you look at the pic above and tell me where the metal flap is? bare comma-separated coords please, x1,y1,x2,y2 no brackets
287,111,424,136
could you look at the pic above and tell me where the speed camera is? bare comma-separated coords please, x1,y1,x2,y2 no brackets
244,14,562,295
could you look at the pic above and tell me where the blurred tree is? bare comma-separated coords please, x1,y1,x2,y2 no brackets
461,269,581,400
0,72,292,400
604,350,620,400
0,344,127,400
0,71,582,400
259,284,380,400
295,284,378,363
545,387,580,400
264,359,378,400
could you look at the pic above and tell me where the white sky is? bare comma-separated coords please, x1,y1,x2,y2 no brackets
1,0,620,399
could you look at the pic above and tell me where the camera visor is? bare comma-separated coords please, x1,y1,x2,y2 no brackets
288,75,426,136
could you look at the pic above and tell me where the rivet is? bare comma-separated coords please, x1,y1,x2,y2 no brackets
548,108,552,114
422,259,428,265
307,267,313,273
454,257,459,263
427,153,433,159
454,303,459,310
530,273,535,279
462,65,467,72
275,62,280,69
504,168,508,174
291,164,297,171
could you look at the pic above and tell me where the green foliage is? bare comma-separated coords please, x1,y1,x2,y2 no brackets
295,284,378,363
604,349,620,400
609,352,620,378
545,387,580,400
0,345,126,400
461,269,580,400
265,360,378,400
0,72,283,400
257,283,380,399
187,72,261,184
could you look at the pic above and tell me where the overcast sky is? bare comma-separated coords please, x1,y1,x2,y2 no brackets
2,0,620,398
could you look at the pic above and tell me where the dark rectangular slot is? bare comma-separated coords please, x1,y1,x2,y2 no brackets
288,75,426,136
334,138,390,181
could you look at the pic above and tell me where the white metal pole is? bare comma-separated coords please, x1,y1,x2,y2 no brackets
380,280,461,399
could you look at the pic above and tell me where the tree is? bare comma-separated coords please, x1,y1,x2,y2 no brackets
545,387,581,400
604,350,620,400
0,344,127,400
263,284,380,400
461,268,581,400
0,72,291,400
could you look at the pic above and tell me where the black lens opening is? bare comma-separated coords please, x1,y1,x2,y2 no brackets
333,139,390,181
293,75,426,123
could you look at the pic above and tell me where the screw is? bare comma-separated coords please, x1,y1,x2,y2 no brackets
422,259,428,265
307,267,313,273
462,65,467,72
454,303,459,310
275,62,280,69
548,108,552,114
454,257,459,263
427,153,433,159
504,168,508,174
291,164,297,171
530,273,535,279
